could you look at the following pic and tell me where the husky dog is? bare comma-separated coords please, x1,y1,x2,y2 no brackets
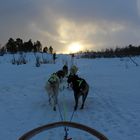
67,74,89,110
45,73,60,111
63,64,68,76
70,65,78,75
55,70,65,82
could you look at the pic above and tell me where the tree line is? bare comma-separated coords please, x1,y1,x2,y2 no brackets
0,38,54,55
80,44,140,58
1,39,140,58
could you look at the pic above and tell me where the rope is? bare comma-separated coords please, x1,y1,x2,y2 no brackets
57,89,76,140
62,92,70,140
63,92,67,121
57,100,69,140
69,109,75,122
57,102,64,121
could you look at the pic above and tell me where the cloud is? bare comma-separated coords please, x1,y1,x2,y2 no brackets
0,0,140,52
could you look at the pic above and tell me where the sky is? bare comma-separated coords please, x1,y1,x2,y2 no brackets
0,54,140,140
1,0,140,53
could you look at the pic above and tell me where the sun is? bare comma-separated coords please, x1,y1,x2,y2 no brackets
68,42,82,53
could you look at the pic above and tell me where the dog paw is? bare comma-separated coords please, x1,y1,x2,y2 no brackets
74,106,77,111
53,107,56,111
80,105,84,109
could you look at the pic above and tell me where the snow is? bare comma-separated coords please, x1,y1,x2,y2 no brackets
0,54,140,140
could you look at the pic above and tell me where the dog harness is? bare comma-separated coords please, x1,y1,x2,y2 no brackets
77,79,87,93
77,79,83,87
48,74,59,84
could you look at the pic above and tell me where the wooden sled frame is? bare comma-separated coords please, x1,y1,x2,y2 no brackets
19,121,109,140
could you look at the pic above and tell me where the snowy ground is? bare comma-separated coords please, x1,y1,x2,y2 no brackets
0,54,140,140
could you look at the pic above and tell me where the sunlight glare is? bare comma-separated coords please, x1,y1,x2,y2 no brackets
68,42,82,53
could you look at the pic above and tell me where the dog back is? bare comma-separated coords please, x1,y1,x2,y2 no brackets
63,65,68,76
45,74,60,97
56,70,65,81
